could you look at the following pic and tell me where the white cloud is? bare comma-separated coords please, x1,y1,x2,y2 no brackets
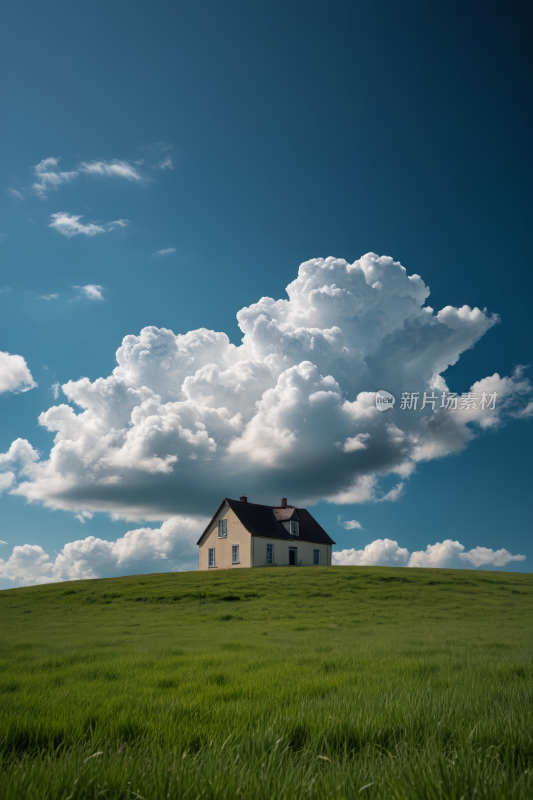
407,539,466,568
379,482,404,502
407,540,526,569
338,516,363,529
329,474,380,505
73,284,105,301
32,156,143,198
0,438,39,472
0,351,37,394
51,382,60,399
333,538,525,569
78,160,143,181
39,294,59,300
0,516,203,586
153,157,174,170
8,188,25,201
0,540,8,545
333,538,410,566
75,511,94,524
49,213,129,238
154,248,177,257
1,252,530,523
0,544,54,585
458,546,526,568
0,472,15,494
33,157,78,198
342,433,370,452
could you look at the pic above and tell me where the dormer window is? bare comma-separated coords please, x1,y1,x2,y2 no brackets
218,519,227,537
290,520,299,537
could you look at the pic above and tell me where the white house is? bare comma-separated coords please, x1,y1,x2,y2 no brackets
197,496,335,570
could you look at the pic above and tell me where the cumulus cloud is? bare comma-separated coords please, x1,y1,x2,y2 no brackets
153,248,177,257
333,538,410,566
0,472,15,494
73,284,105,301
338,516,363,529
0,544,54,585
408,540,525,569
342,433,371,452
0,516,203,586
32,157,143,198
0,438,39,471
0,438,39,505
333,538,525,569
49,213,129,238
458,547,526,568
39,293,59,300
0,351,37,394
1,253,530,523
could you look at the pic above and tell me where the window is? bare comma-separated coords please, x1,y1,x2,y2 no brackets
208,547,216,568
232,544,239,564
266,544,273,565
218,519,227,537
290,520,299,537
313,549,320,566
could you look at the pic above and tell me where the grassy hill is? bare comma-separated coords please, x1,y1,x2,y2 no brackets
1,565,532,799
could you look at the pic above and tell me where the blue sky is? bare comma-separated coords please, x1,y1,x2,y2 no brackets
1,0,531,586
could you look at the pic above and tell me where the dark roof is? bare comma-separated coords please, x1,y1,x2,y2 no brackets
197,498,335,546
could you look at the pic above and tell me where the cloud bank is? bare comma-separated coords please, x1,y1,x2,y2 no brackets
0,351,36,394
0,517,202,586
333,539,525,569
1,253,531,526
0,527,524,588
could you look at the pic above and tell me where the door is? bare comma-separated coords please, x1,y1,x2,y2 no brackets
288,547,297,566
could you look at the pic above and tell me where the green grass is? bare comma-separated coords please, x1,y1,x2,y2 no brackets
1,565,532,798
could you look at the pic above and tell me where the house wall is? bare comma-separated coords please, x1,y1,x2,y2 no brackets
198,503,251,570
252,536,331,567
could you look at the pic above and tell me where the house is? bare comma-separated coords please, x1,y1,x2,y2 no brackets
197,496,335,570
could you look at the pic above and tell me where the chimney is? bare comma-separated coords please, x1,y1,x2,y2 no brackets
239,495,248,503
281,498,287,508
